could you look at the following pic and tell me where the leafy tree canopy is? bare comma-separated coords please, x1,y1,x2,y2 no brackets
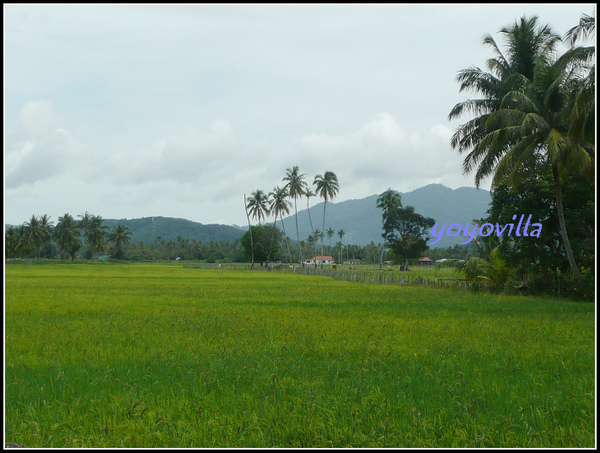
240,225,283,265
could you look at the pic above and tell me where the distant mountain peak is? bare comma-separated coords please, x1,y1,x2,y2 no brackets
281,183,491,248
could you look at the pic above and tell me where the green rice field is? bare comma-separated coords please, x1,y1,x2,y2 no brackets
4,263,596,448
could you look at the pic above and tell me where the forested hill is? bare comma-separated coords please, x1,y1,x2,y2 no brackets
102,217,245,244
8,184,490,249
280,184,492,248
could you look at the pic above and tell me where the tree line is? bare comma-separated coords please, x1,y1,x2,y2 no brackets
5,213,133,261
5,211,450,265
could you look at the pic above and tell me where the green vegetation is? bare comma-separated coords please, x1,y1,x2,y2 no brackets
377,189,435,268
449,13,595,298
5,263,595,448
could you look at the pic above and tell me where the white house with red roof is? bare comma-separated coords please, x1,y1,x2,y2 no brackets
304,255,335,265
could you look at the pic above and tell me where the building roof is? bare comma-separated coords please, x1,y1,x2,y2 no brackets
418,257,433,262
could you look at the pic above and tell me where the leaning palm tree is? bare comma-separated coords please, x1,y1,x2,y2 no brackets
283,166,308,265
314,171,339,268
481,52,593,290
448,15,562,187
304,188,316,236
246,189,270,225
269,186,293,264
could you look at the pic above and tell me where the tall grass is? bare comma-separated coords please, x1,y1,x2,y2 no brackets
4,263,595,447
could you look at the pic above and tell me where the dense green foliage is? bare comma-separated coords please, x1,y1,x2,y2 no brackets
449,13,595,297
377,189,435,266
484,167,594,297
240,225,283,265
101,217,245,244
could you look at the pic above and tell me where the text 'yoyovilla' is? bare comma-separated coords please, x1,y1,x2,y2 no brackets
429,214,543,245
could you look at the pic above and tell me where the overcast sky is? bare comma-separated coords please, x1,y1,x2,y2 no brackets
4,3,594,226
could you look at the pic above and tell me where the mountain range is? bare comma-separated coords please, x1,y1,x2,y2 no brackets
100,184,491,249
6,184,492,249
279,183,491,248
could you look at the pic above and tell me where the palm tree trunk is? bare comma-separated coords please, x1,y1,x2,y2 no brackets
307,197,315,236
267,219,278,263
244,194,255,269
552,165,584,290
321,201,327,268
294,197,303,267
307,198,318,266
280,215,293,264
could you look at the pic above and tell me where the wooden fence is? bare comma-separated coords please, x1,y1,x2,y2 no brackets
283,265,472,290
183,263,472,290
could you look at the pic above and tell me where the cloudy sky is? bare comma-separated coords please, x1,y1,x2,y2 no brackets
4,3,594,226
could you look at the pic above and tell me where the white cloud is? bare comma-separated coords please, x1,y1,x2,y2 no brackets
5,4,582,225
5,101,85,189
291,112,469,199
97,119,269,188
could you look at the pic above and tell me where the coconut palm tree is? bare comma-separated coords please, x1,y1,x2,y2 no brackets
243,194,256,268
449,15,596,290
337,229,345,264
246,189,270,225
10,225,34,258
376,189,403,268
86,215,108,259
283,166,308,265
314,171,339,268
565,12,595,47
25,215,53,260
54,213,82,262
108,224,133,259
305,188,316,236
448,15,562,187
269,186,293,263
5,226,19,258
78,211,93,257
481,52,594,290
326,228,335,255
39,214,55,258
563,12,595,148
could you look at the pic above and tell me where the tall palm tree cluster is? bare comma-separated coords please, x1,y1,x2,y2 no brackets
5,212,132,261
449,12,595,293
245,166,340,267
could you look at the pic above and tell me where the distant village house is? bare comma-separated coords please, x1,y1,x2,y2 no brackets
304,255,335,265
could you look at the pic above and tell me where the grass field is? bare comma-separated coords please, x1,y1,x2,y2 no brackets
4,263,596,448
